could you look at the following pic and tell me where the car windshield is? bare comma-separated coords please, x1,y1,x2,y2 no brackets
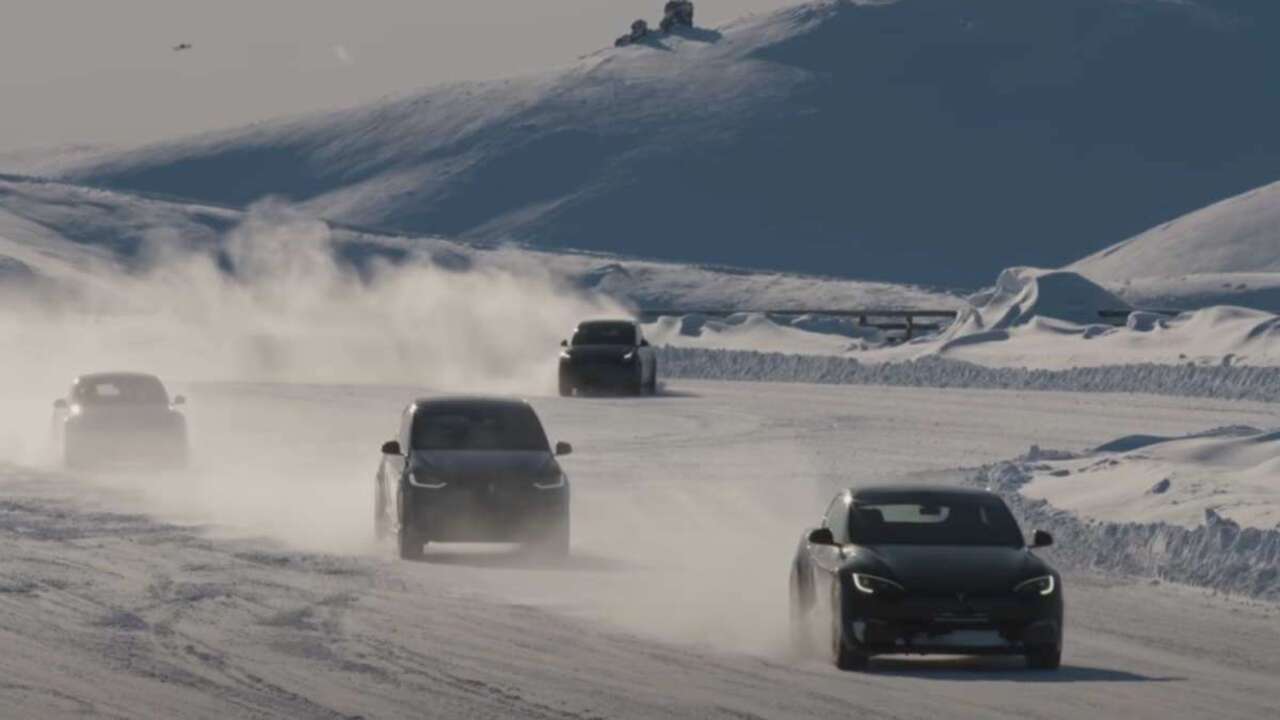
74,376,169,406
412,404,550,452
848,498,1024,547
572,323,636,347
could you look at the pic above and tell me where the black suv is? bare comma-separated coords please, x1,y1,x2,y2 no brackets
375,397,573,559
559,319,658,396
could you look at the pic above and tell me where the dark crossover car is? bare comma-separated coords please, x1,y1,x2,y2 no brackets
51,372,188,469
558,320,658,396
374,397,573,560
789,485,1063,671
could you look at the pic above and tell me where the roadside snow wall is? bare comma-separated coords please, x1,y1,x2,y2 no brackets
976,458,1280,600
657,346,1280,402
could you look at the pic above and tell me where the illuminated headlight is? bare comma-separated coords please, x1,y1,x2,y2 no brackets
533,472,567,490
1014,575,1056,596
851,573,905,595
407,472,447,489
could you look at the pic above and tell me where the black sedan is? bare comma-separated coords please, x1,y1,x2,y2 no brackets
789,485,1063,671
52,372,188,469
559,319,657,396
375,397,573,560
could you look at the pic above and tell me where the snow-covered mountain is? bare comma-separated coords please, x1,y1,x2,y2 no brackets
50,0,1280,288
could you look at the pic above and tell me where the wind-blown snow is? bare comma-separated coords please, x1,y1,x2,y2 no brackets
51,0,1280,287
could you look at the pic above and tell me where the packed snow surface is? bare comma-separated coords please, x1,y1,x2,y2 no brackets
2,380,1279,717
52,0,1280,286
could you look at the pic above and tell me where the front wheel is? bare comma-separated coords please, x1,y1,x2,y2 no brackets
1026,645,1062,670
398,524,424,560
529,517,570,558
831,589,869,671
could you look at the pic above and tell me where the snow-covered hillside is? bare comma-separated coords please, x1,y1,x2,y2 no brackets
49,0,1280,288
0,175,956,315
1072,181,1280,282
1065,180,1280,312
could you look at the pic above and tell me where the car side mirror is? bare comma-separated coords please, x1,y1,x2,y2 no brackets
1032,530,1054,548
381,440,402,456
808,527,836,545
53,399,68,410
555,441,573,457
640,339,650,347
560,339,568,347
172,395,186,406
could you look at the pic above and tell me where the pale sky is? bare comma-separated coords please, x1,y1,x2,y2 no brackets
0,1,797,155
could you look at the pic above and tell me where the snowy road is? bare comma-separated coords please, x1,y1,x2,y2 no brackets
2,380,1278,719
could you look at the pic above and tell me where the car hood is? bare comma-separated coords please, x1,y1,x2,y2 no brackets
410,450,557,481
562,345,634,360
842,544,1051,595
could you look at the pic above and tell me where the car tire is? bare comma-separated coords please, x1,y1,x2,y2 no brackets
374,484,390,541
530,517,570,558
64,436,88,470
1026,644,1062,670
398,524,424,560
643,364,657,395
831,590,870,671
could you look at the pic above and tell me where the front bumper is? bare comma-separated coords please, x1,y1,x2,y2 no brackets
404,483,568,542
842,592,1062,656
561,361,637,389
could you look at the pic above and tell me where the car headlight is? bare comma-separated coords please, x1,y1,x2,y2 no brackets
559,352,572,360
1014,575,1056,596
407,472,447,489
533,472,567,490
621,350,636,362
851,573,905,595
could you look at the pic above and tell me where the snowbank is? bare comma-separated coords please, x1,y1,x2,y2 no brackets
657,346,1280,402
978,448,1280,601
645,313,880,355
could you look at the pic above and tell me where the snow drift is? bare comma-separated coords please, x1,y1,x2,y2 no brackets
53,0,1280,287
944,267,1128,337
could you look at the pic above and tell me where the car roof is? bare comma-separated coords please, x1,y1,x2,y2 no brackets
411,395,534,410
75,372,163,384
847,484,1001,503
576,318,637,328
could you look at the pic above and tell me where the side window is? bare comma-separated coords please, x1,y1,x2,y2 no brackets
823,493,851,543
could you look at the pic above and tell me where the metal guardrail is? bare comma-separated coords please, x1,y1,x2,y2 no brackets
638,308,961,340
